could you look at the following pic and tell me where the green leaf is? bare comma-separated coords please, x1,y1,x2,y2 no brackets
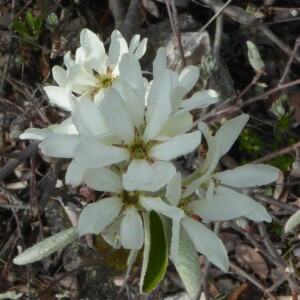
174,227,201,299
140,211,168,294
12,21,31,38
246,41,265,72
25,11,35,31
285,209,300,233
13,227,78,265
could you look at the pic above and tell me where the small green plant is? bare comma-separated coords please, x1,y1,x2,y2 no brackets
12,11,43,49
239,128,265,158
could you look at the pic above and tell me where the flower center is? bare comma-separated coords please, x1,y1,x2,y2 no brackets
128,138,149,160
178,196,193,215
120,190,140,206
92,72,118,96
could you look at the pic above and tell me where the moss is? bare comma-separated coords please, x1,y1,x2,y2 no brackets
94,235,142,271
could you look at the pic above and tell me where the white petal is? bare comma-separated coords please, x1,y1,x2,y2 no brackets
245,205,272,222
118,53,145,100
114,81,144,128
120,206,144,249
215,114,249,156
180,89,219,112
100,88,134,143
50,117,78,135
191,186,271,222
166,172,182,206
123,160,154,191
170,220,180,264
150,131,201,161
159,111,193,137
182,133,220,198
40,134,80,158
63,51,75,68
102,218,122,249
206,179,215,201
213,164,279,188
190,197,253,221
197,122,222,171
43,86,72,111
123,159,175,192
171,86,188,114
67,64,98,93
144,70,173,141
52,66,67,87
75,138,129,168
108,30,128,68
134,37,147,59
77,197,122,236
128,34,140,53
178,65,199,93
139,196,184,222
65,159,86,186
72,97,107,136
78,28,107,74
181,217,229,272
138,161,176,192
84,167,123,193
153,47,167,79
20,128,52,140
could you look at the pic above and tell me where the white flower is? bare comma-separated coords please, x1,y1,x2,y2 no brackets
152,47,219,116
77,164,184,250
166,172,229,271
19,116,78,140
44,28,147,111
73,66,202,186
182,114,279,222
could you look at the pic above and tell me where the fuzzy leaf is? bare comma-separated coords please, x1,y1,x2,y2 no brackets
174,227,201,298
13,227,78,265
284,209,300,233
247,41,265,72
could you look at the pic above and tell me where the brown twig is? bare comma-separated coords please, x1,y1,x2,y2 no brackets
212,13,224,68
253,193,299,213
165,0,186,68
38,158,66,210
199,0,232,33
250,141,300,164
229,261,277,300
0,141,40,181
194,78,300,125
193,0,300,62
278,36,300,86
122,0,140,41
237,73,262,101
114,266,141,300
109,0,139,42
258,222,300,295
108,0,127,29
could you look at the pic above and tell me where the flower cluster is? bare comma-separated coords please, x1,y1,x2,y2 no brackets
16,28,279,295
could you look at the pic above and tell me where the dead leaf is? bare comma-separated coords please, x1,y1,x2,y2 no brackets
288,91,300,123
225,283,248,300
235,243,268,279
141,0,160,18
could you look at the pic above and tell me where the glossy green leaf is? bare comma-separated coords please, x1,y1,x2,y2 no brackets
140,211,168,294
12,21,31,38
25,11,35,31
